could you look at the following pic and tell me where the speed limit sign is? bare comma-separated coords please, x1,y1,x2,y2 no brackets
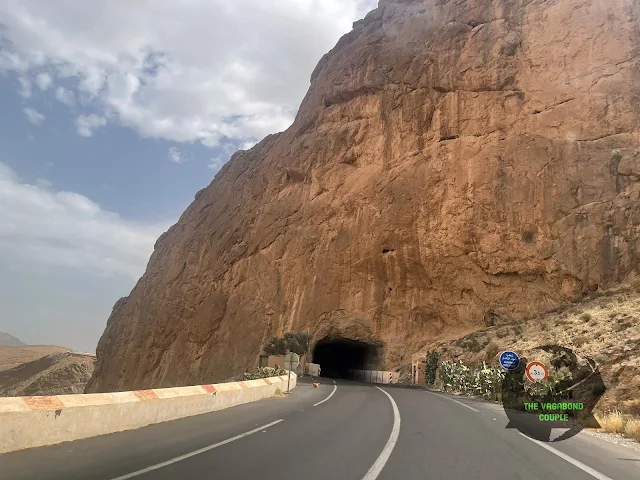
525,361,549,383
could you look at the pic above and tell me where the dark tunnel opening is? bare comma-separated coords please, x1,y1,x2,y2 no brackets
312,337,381,379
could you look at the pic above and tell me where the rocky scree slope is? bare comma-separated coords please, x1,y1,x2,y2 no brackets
0,349,95,397
87,0,640,392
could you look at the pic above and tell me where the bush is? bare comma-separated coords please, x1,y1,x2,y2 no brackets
573,336,589,347
439,360,505,401
243,366,287,380
263,331,311,356
597,410,625,434
624,418,640,441
580,313,592,322
263,336,287,355
485,342,500,362
283,331,311,356
496,327,510,338
622,399,640,415
425,350,440,385
521,230,535,243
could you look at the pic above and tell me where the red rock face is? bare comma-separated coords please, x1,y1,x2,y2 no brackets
86,0,640,392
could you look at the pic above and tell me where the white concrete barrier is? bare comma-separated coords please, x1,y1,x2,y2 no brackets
306,363,320,376
348,369,399,384
0,373,296,454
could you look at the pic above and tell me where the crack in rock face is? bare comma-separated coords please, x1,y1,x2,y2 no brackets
86,0,640,392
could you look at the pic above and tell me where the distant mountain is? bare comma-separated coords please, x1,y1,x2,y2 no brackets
0,333,26,347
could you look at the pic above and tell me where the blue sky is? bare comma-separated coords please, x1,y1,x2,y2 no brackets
1,74,214,221
0,0,376,352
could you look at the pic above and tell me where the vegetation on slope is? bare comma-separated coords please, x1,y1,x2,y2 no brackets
417,285,640,441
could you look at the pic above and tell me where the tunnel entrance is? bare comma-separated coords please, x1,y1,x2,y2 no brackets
312,337,381,379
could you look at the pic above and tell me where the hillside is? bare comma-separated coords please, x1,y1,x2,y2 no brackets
0,345,70,370
423,286,640,413
88,0,640,392
0,347,95,397
0,332,26,347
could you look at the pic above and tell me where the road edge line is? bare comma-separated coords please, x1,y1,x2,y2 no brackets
313,385,337,406
429,392,480,412
361,386,401,480
110,419,284,479
517,433,614,480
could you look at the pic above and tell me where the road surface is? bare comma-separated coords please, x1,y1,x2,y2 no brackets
0,379,638,479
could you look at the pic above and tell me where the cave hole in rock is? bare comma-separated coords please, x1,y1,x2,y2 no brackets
312,337,380,379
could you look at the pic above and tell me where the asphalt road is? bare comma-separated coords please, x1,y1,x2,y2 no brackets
0,379,638,480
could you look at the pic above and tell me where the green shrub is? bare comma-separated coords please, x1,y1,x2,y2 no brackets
424,350,440,385
580,313,592,322
243,366,287,380
263,331,311,356
263,336,287,355
439,360,505,401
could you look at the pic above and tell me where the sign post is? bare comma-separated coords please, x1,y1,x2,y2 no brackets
283,352,299,394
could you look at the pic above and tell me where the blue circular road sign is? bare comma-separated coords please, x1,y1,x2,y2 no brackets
499,351,520,371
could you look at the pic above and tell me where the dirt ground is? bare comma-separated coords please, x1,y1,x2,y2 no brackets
0,346,95,396
0,345,70,370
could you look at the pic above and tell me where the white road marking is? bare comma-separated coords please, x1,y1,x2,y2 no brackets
332,379,336,384
518,433,614,480
110,419,284,479
361,387,401,480
313,384,337,406
430,392,480,412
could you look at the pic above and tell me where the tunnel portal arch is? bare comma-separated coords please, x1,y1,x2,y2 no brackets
311,336,382,379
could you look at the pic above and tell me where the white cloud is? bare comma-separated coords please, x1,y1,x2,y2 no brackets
23,107,45,125
0,0,377,147
0,162,169,279
55,86,75,105
208,156,226,173
168,147,185,164
75,114,107,137
35,177,52,188
207,140,246,172
18,76,31,98
35,72,52,90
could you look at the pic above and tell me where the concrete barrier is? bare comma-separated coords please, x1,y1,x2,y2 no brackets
348,369,399,384
0,373,296,454
306,363,320,377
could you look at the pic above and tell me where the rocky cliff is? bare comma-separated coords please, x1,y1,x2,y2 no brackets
87,0,640,392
